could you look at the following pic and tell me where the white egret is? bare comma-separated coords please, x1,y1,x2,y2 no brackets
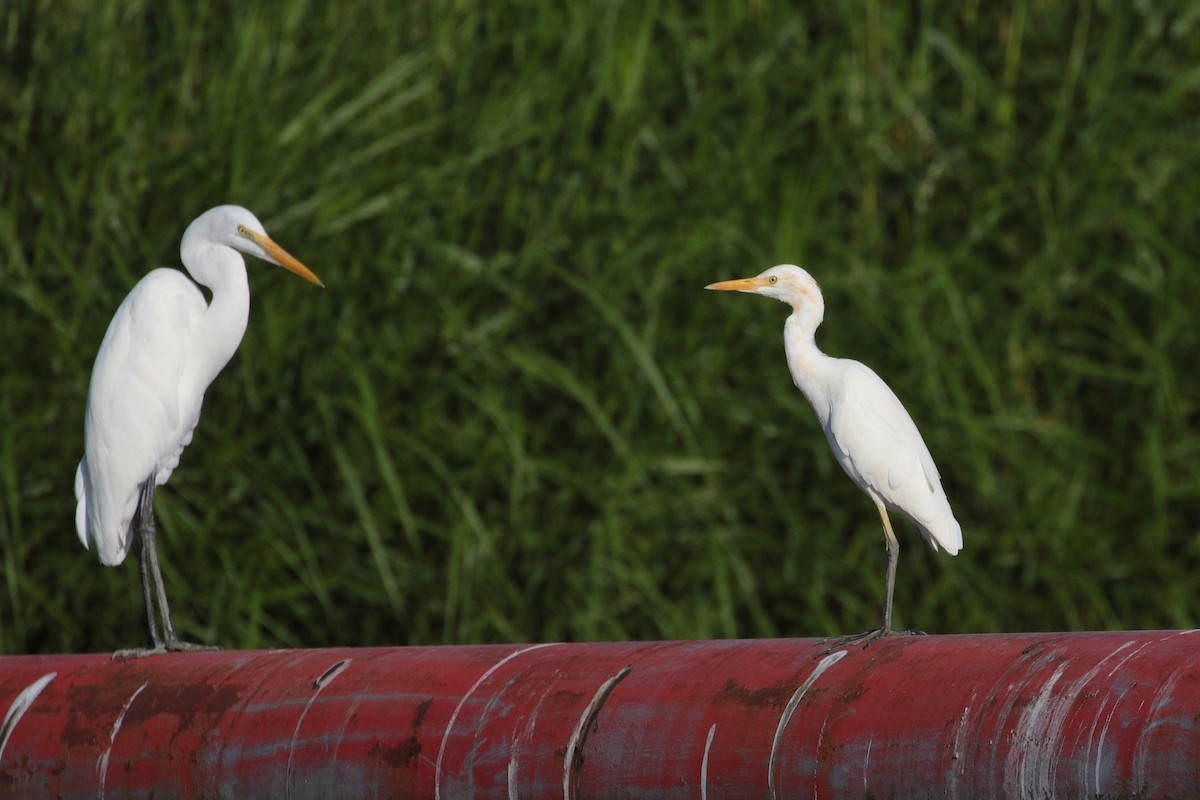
74,205,323,653
706,265,961,648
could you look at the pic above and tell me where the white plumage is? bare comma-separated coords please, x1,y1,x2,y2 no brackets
707,264,961,646
76,269,211,565
74,205,323,651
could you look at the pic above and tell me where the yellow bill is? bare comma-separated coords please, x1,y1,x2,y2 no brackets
251,231,324,288
705,276,770,292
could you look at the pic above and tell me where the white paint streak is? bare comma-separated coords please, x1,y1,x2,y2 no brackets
813,716,830,800
1084,640,1148,796
1005,640,1141,800
287,659,352,799
1095,696,1118,793
767,650,847,800
0,672,56,762
861,737,872,794
1133,658,1188,795
97,682,148,800
701,723,716,800
435,643,557,800
1004,663,1067,799
313,659,353,691
508,684,556,800
507,752,519,800
947,693,976,800
562,666,632,800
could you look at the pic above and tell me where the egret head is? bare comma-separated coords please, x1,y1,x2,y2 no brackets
705,264,824,317
182,205,323,287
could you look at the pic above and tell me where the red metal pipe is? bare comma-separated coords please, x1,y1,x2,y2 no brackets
1,631,1198,798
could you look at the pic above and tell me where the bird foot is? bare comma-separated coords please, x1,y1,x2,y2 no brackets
111,640,222,660
821,627,926,654
165,639,223,653
111,648,149,661
822,627,888,654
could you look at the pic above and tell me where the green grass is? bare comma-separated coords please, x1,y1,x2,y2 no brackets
3,1,1200,653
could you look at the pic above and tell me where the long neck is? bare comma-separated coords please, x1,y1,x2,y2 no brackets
183,244,251,388
783,306,835,423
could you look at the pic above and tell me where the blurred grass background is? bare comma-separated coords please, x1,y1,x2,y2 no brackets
3,1,1200,653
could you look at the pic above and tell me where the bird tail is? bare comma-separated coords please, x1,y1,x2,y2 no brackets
74,461,90,551
923,512,963,556
74,457,134,566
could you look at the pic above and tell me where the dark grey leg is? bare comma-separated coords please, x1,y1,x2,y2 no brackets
136,486,163,650
822,502,922,654
879,505,898,637
137,479,181,647
119,478,218,656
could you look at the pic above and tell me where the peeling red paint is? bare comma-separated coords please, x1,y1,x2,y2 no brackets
1,633,1200,798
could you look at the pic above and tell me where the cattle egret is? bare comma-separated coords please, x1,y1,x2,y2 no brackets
706,264,961,648
75,205,323,653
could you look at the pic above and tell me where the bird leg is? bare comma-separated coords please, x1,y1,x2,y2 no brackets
113,481,164,658
137,497,164,650
823,502,923,653
879,502,898,636
121,479,218,656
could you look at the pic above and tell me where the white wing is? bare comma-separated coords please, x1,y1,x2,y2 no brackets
825,359,962,554
75,269,208,566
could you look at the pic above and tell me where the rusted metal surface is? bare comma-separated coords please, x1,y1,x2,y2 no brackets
1,631,1198,798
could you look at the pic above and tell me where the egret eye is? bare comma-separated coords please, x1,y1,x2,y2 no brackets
768,275,779,284
236,224,250,237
